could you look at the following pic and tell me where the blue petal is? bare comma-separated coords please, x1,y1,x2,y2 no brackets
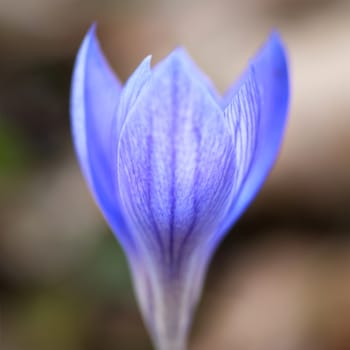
70,25,135,252
158,47,221,103
118,48,235,265
224,68,260,196
219,32,289,237
115,55,152,138
116,49,236,346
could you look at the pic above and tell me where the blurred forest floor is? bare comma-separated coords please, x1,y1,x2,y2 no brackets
0,0,350,349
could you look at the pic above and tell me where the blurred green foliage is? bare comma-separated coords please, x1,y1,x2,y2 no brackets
4,232,151,350
10,291,87,350
0,117,32,180
77,232,134,301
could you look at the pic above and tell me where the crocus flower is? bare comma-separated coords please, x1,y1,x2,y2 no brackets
71,24,289,350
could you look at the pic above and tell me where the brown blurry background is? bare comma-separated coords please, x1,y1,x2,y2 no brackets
0,0,350,349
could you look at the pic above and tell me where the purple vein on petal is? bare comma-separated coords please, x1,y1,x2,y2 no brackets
168,62,179,275
146,113,165,257
118,47,237,278
234,69,260,194
206,68,260,253
224,68,260,195
119,131,165,257
175,114,202,271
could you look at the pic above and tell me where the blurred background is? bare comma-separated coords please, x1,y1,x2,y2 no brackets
1,0,350,349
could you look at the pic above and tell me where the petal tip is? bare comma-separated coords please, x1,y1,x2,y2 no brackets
151,46,221,104
142,54,153,69
155,46,195,73
262,31,289,68
82,22,99,48
88,22,97,34
268,30,284,45
170,46,191,60
250,31,289,100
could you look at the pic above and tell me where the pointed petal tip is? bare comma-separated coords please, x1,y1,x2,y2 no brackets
81,22,99,48
268,30,284,44
141,54,153,69
155,46,194,72
263,30,285,48
151,46,221,104
250,31,288,62
88,22,97,34
170,46,191,59
261,31,289,67
123,54,152,89
250,31,289,102
74,24,102,70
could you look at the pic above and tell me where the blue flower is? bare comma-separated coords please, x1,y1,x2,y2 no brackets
71,24,289,350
